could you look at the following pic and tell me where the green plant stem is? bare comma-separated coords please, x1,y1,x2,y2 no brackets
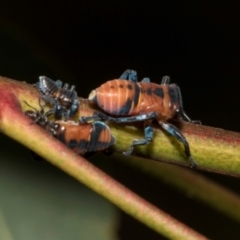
105,110,240,177
79,97,240,176
0,78,207,240
4,76,240,177
1,77,240,230
15,77,240,177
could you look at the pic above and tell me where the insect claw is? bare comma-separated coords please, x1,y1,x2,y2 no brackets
123,147,134,156
189,157,197,168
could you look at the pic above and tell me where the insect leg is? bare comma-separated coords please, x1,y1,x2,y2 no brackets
44,101,65,120
70,85,76,91
161,76,170,85
79,111,158,123
119,69,138,82
159,121,197,168
78,114,102,123
96,111,158,123
177,109,201,124
123,124,153,156
68,98,80,119
173,85,201,124
79,111,114,123
55,80,63,87
62,83,69,90
141,78,150,82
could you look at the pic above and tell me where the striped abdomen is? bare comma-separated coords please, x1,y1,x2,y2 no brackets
37,76,77,108
37,76,60,96
89,80,142,116
89,79,181,120
55,121,116,155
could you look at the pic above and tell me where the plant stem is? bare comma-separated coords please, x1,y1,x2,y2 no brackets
2,75,240,238
0,82,207,239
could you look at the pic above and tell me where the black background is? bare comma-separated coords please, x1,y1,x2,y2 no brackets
1,1,240,239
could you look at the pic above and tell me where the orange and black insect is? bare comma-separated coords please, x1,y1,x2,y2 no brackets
34,76,79,120
25,102,115,156
80,69,197,167
50,120,115,155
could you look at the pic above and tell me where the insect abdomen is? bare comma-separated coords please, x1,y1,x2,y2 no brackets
139,83,180,120
87,121,116,152
56,121,115,155
89,80,142,116
37,76,59,96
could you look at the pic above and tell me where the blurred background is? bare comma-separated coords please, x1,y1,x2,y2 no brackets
0,1,240,239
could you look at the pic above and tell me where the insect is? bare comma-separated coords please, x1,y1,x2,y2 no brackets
34,76,79,120
25,101,116,155
80,69,197,167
